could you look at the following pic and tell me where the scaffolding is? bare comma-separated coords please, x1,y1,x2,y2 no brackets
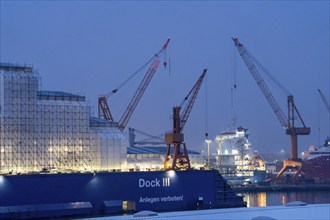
0,63,127,174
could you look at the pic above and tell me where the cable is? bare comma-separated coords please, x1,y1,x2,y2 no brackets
104,55,157,97
204,73,209,139
247,49,291,96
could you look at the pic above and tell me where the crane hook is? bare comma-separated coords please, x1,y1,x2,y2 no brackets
163,61,167,69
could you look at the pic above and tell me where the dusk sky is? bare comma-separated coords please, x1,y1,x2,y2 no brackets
1,1,329,157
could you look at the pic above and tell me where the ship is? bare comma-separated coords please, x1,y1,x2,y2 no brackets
213,127,266,185
298,137,330,183
0,63,245,219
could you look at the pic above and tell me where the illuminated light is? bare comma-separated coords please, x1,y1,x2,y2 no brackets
258,192,267,207
0,175,4,184
282,195,287,205
167,170,176,178
205,139,212,168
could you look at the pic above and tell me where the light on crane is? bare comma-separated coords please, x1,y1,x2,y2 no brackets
164,69,207,170
98,38,170,131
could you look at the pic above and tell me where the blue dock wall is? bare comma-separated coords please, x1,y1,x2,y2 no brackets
0,170,218,214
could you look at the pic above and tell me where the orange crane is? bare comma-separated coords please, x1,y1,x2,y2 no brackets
232,38,310,179
164,69,207,170
98,38,170,131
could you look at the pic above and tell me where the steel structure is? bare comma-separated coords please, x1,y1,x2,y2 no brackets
318,88,330,113
98,39,170,131
164,69,207,170
232,38,310,179
0,63,127,174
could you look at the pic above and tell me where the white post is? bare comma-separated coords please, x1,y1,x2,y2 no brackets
205,139,212,169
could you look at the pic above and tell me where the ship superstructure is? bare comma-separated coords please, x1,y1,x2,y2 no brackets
302,138,330,160
0,63,126,174
214,127,266,184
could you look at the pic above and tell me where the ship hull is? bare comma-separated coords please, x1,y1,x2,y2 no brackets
0,169,245,219
301,156,330,182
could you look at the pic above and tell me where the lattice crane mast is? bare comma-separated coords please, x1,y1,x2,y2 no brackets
164,69,207,170
232,38,310,179
98,38,170,131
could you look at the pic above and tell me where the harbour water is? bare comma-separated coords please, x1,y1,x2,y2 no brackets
241,190,330,207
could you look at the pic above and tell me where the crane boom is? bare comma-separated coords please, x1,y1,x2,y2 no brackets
318,89,330,113
180,69,207,131
99,38,170,131
232,37,288,128
118,58,161,131
118,38,170,131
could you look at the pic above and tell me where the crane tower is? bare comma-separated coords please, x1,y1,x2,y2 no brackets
232,38,310,180
164,69,207,170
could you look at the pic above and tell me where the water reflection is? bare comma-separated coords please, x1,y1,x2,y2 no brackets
243,192,267,207
241,191,330,207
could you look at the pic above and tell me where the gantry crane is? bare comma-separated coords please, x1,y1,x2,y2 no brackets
98,38,170,131
164,69,207,170
232,38,310,179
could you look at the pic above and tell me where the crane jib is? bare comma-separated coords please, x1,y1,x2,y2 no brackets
232,37,310,163
98,39,170,129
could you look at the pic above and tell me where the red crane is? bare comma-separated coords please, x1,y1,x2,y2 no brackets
232,38,310,179
164,68,207,170
98,38,170,131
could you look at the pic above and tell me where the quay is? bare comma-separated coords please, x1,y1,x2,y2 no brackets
232,183,330,192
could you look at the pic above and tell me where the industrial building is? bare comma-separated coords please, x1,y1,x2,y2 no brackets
0,63,127,174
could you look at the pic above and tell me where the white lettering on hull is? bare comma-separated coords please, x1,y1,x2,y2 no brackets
139,195,184,204
139,178,170,188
